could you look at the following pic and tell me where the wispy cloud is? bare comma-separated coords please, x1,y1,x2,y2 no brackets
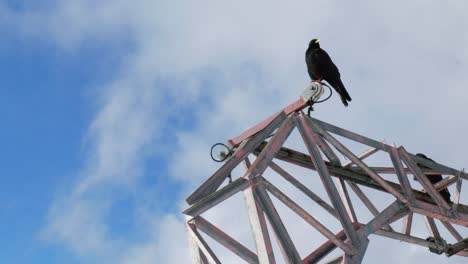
3,0,468,263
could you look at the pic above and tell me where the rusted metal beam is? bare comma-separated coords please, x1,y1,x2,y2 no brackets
326,255,344,264
424,217,442,239
441,221,463,242
389,146,415,202
337,178,358,223
310,117,468,181
309,117,390,152
187,223,221,264
401,211,413,236
343,147,378,168
186,216,205,264
255,185,302,263
347,181,394,232
302,229,348,264
453,173,463,211
412,200,468,226
227,85,330,148
399,147,451,212
255,143,468,214
186,112,287,205
261,178,355,255
343,238,369,264
193,216,259,264
314,134,342,166
446,238,468,257
243,157,276,264
185,107,468,264
296,114,360,246
247,116,295,178
310,116,468,181
268,161,338,218
432,175,458,191
374,229,446,253
228,95,312,148
358,201,407,238
410,153,468,181
243,186,276,264
308,117,407,203
351,167,447,175
184,178,249,217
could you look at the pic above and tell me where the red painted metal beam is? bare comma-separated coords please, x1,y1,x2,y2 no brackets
296,114,360,247
261,177,355,255
228,98,307,148
193,216,259,264
186,112,287,205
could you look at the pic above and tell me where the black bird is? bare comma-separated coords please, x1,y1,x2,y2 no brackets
305,39,352,106
414,153,451,204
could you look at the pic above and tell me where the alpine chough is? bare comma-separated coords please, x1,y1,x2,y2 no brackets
305,39,352,106
415,153,451,204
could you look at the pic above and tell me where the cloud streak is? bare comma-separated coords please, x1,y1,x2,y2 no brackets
3,0,468,263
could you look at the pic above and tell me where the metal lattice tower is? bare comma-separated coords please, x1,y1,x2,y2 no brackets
183,85,468,263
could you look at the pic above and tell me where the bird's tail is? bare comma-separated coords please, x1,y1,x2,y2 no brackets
330,79,352,107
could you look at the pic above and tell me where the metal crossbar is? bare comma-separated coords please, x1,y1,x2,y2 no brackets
184,109,467,263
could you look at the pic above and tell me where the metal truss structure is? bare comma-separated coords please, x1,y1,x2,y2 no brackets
183,90,468,263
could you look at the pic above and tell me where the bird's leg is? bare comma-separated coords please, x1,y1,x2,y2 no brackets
307,100,315,116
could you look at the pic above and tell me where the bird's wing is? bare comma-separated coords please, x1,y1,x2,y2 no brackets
316,49,341,78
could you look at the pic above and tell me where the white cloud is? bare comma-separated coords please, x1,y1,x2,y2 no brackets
3,0,468,263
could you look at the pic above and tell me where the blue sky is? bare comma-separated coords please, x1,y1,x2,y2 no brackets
1,25,91,264
0,16,143,263
1,1,468,264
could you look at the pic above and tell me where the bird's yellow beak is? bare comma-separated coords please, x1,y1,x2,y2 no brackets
315,39,320,44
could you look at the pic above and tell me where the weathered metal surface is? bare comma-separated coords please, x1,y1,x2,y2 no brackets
389,146,415,202
186,216,204,264
445,238,468,257
296,114,360,246
193,216,259,264
410,153,468,181
268,161,338,218
186,112,287,205
314,134,342,166
424,217,441,239
453,174,463,211
374,228,445,252
401,211,413,235
255,142,468,212
228,87,316,148
347,181,394,232
343,238,368,264
302,229,348,263
337,178,358,223
244,156,276,264
343,147,378,168
309,117,407,203
399,147,451,212
326,255,344,264
309,117,390,152
255,185,302,264
411,200,468,226
262,178,355,255
357,201,407,237
187,223,221,264
243,180,276,263
184,178,249,217
246,116,295,178
184,110,467,264
432,175,458,191
441,221,463,241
